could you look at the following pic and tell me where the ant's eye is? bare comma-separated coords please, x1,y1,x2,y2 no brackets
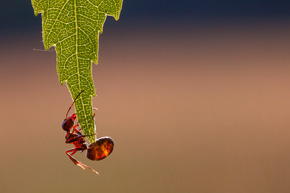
71,114,77,121
86,137,114,161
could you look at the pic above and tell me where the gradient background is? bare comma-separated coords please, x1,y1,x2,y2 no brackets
1,1,290,193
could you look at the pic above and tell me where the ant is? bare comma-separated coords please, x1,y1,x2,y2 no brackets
62,90,114,174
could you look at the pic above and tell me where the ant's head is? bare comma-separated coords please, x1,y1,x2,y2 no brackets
62,115,75,131
62,90,84,132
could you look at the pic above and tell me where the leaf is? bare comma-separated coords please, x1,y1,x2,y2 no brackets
31,0,123,143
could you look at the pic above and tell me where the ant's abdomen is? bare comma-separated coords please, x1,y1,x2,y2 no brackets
86,137,114,161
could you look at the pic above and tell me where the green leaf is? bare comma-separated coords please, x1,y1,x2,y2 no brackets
31,0,123,143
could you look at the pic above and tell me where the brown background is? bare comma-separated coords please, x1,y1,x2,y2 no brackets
1,22,290,193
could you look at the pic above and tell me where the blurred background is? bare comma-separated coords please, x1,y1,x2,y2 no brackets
1,0,290,193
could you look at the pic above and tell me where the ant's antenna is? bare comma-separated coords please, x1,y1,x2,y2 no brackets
65,90,84,118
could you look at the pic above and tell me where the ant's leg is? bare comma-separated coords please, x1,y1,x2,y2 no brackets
72,123,82,135
66,148,99,174
73,109,97,133
66,148,77,156
72,124,97,136
66,149,87,170
90,111,99,137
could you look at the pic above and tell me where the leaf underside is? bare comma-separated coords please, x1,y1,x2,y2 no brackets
31,0,123,143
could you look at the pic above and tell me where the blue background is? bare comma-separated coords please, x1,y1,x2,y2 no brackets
1,0,290,32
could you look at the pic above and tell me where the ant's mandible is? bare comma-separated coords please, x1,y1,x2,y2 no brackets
62,90,114,174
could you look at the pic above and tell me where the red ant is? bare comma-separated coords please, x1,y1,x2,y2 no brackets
62,91,114,174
